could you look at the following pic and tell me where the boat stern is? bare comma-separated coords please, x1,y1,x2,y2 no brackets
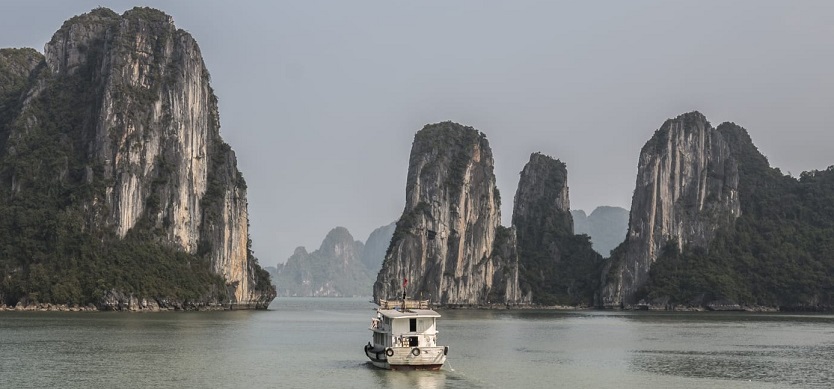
383,346,447,371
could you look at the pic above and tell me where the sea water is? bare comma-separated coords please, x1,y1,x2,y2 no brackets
1,297,833,388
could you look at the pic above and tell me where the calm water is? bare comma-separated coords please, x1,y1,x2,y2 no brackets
2,298,833,388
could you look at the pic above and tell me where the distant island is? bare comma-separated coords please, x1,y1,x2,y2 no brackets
270,210,627,300
0,7,274,311
572,206,628,257
269,224,394,297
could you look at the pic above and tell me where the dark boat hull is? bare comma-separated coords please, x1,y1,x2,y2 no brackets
364,344,446,370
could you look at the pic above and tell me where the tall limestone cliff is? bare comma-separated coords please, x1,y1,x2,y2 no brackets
513,153,573,242
512,153,602,305
600,112,740,307
373,122,521,305
488,225,524,305
0,7,274,309
635,121,834,310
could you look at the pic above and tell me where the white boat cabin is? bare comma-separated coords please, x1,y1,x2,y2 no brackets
371,307,441,348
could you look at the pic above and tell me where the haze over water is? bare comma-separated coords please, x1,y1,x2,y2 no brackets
2,298,832,388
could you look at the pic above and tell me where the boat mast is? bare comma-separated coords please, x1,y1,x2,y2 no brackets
401,278,407,310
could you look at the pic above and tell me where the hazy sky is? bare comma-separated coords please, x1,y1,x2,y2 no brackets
3,1,833,266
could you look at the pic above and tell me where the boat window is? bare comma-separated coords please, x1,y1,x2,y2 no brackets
410,318,417,332
409,336,419,347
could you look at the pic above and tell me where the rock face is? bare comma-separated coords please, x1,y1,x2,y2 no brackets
513,153,573,246
44,8,211,248
600,112,740,307
488,226,525,304
572,206,629,256
373,122,521,305
0,8,274,308
513,153,601,305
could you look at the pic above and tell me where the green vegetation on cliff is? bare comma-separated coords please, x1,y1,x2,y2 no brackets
408,122,495,206
518,232,604,306
0,43,228,306
639,123,834,309
0,7,272,308
514,154,603,306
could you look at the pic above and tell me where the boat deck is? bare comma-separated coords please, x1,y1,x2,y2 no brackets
378,299,431,310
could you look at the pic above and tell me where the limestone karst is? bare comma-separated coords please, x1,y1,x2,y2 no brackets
600,112,741,307
373,122,520,305
0,7,274,309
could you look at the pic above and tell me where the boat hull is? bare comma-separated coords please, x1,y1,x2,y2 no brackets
364,344,446,371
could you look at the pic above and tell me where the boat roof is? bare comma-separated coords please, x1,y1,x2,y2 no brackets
378,309,441,318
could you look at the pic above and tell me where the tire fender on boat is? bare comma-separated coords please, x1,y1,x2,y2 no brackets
385,348,394,357
411,348,420,356
443,346,448,355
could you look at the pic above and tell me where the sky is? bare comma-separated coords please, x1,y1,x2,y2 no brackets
2,1,833,267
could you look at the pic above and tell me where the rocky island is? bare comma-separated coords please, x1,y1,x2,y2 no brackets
603,112,834,311
0,7,275,311
271,224,394,297
374,113,834,311
373,123,600,307
600,112,742,308
373,122,523,305
4,8,831,313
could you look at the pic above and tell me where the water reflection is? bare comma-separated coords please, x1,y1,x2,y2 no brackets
625,313,834,388
368,364,448,389
631,344,834,387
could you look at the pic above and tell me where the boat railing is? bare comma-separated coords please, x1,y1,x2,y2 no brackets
379,299,430,310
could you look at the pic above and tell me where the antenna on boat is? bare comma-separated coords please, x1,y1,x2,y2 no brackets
401,277,408,310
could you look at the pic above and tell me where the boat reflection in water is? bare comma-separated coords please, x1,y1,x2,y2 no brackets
368,366,447,389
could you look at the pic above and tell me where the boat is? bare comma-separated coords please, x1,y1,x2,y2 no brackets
363,298,448,370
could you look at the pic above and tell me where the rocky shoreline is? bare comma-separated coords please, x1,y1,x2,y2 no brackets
437,303,786,312
1,290,271,312
4,297,820,313
0,301,245,312
1,303,100,312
